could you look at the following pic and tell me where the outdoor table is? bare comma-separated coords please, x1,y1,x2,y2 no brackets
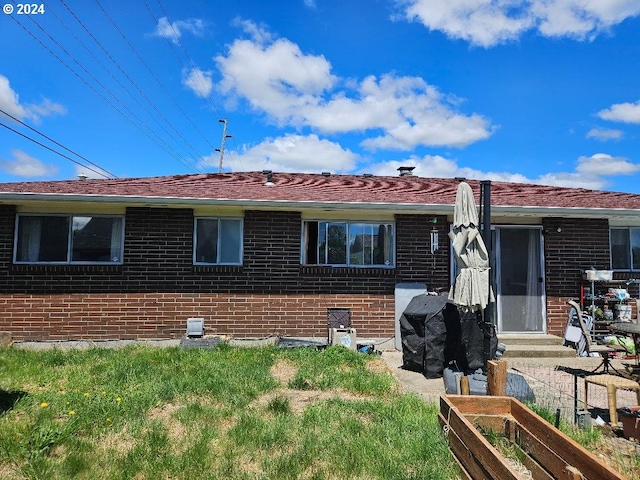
609,322,640,365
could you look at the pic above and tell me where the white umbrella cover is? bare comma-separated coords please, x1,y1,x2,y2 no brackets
448,182,494,312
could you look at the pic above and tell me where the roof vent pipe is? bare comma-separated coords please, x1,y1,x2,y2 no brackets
77,173,88,181
398,166,415,176
262,170,274,186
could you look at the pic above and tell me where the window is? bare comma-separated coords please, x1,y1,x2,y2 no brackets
611,227,640,270
302,221,394,267
15,214,124,264
194,218,243,265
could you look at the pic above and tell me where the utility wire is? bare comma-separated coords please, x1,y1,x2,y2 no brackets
56,0,206,171
0,119,112,179
93,0,217,153
9,12,199,173
152,0,224,119
0,108,117,178
145,0,241,171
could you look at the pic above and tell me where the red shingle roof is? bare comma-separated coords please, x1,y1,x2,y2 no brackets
1,172,639,211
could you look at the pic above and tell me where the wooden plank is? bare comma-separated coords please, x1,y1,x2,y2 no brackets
514,420,577,479
510,399,625,480
463,413,511,434
511,438,555,480
443,394,512,415
460,375,470,395
566,466,586,479
438,413,492,480
440,398,522,479
487,360,507,396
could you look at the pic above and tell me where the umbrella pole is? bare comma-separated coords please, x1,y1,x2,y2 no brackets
480,180,495,366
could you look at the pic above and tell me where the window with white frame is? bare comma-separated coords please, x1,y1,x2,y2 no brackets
15,214,124,264
302,221,394,267
611,227,640,270
194,218,243,265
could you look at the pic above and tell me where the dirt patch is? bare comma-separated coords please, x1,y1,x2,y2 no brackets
147,403,189,452
98,427,136,456
270,359,298,386
253,388,371,415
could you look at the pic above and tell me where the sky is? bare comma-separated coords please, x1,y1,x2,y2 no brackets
1,0,640,192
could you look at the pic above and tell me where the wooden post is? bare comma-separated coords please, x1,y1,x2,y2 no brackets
487,360,507,396
460,375,470,395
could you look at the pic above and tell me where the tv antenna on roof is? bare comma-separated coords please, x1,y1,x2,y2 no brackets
215,118,232,173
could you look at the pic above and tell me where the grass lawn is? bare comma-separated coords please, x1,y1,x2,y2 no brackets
0,344,461,480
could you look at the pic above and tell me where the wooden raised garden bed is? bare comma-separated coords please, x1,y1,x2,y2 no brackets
439,395,624,480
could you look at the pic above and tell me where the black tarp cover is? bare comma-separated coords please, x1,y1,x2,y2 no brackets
400,294,460,378
400,294,495,378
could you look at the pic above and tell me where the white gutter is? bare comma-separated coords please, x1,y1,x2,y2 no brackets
1,192,639,219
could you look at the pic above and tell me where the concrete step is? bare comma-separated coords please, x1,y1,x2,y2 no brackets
498,334,564,346
502,344,576,358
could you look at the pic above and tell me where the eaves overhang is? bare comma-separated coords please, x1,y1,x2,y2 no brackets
1,192,640,219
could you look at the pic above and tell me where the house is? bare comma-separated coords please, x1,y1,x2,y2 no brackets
1,170,640,343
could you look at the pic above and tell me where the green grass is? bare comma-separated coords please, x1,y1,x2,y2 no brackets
0,345,460,480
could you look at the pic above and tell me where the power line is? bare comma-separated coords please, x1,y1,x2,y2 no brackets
56,0,206,171
145,0,242,171
0,119,112,179
152,0,224,119
9,11,200,173
0,108,117,178
93,0,217,154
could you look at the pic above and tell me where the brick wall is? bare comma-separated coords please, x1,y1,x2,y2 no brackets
543,217,610,336
0,207,448,341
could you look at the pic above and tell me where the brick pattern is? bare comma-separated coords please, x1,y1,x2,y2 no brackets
1,205,628,341
1,293,394,341
0,207,448,341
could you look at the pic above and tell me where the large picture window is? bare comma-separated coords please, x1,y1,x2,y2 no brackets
15,214,124,264
194,218,243,265
611,227,640,270
302,221,394,267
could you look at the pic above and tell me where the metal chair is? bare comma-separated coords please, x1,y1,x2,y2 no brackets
567,300,628,374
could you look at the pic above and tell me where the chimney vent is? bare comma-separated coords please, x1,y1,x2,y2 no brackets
321,171,331,177
363,173,373,178
77,173,88,181
397,166,415,176
262,170,274,186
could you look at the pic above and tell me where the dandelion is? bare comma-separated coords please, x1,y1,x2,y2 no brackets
66,401,70,406
101,391,106,396
106,418,111,423
83,392,89,397
115,397,121,403
40,402,48,408
68,410,75,415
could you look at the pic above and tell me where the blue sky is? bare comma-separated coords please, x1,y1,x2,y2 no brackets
1,0,640,192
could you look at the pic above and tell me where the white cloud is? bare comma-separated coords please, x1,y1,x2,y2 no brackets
586,128,623,141
216,24,493,149
217,24,337,120
597,101,640,124
0,75,65,123
399,0,640,47
151,17,205,44
304,0,317,8
203,133,358,173
0,149,59,177
182,68,213,98
366,152,640,190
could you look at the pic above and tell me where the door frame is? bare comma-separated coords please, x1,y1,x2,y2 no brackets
494,225,547,334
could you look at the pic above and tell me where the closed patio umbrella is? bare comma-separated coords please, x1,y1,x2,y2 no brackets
448,182,494,312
